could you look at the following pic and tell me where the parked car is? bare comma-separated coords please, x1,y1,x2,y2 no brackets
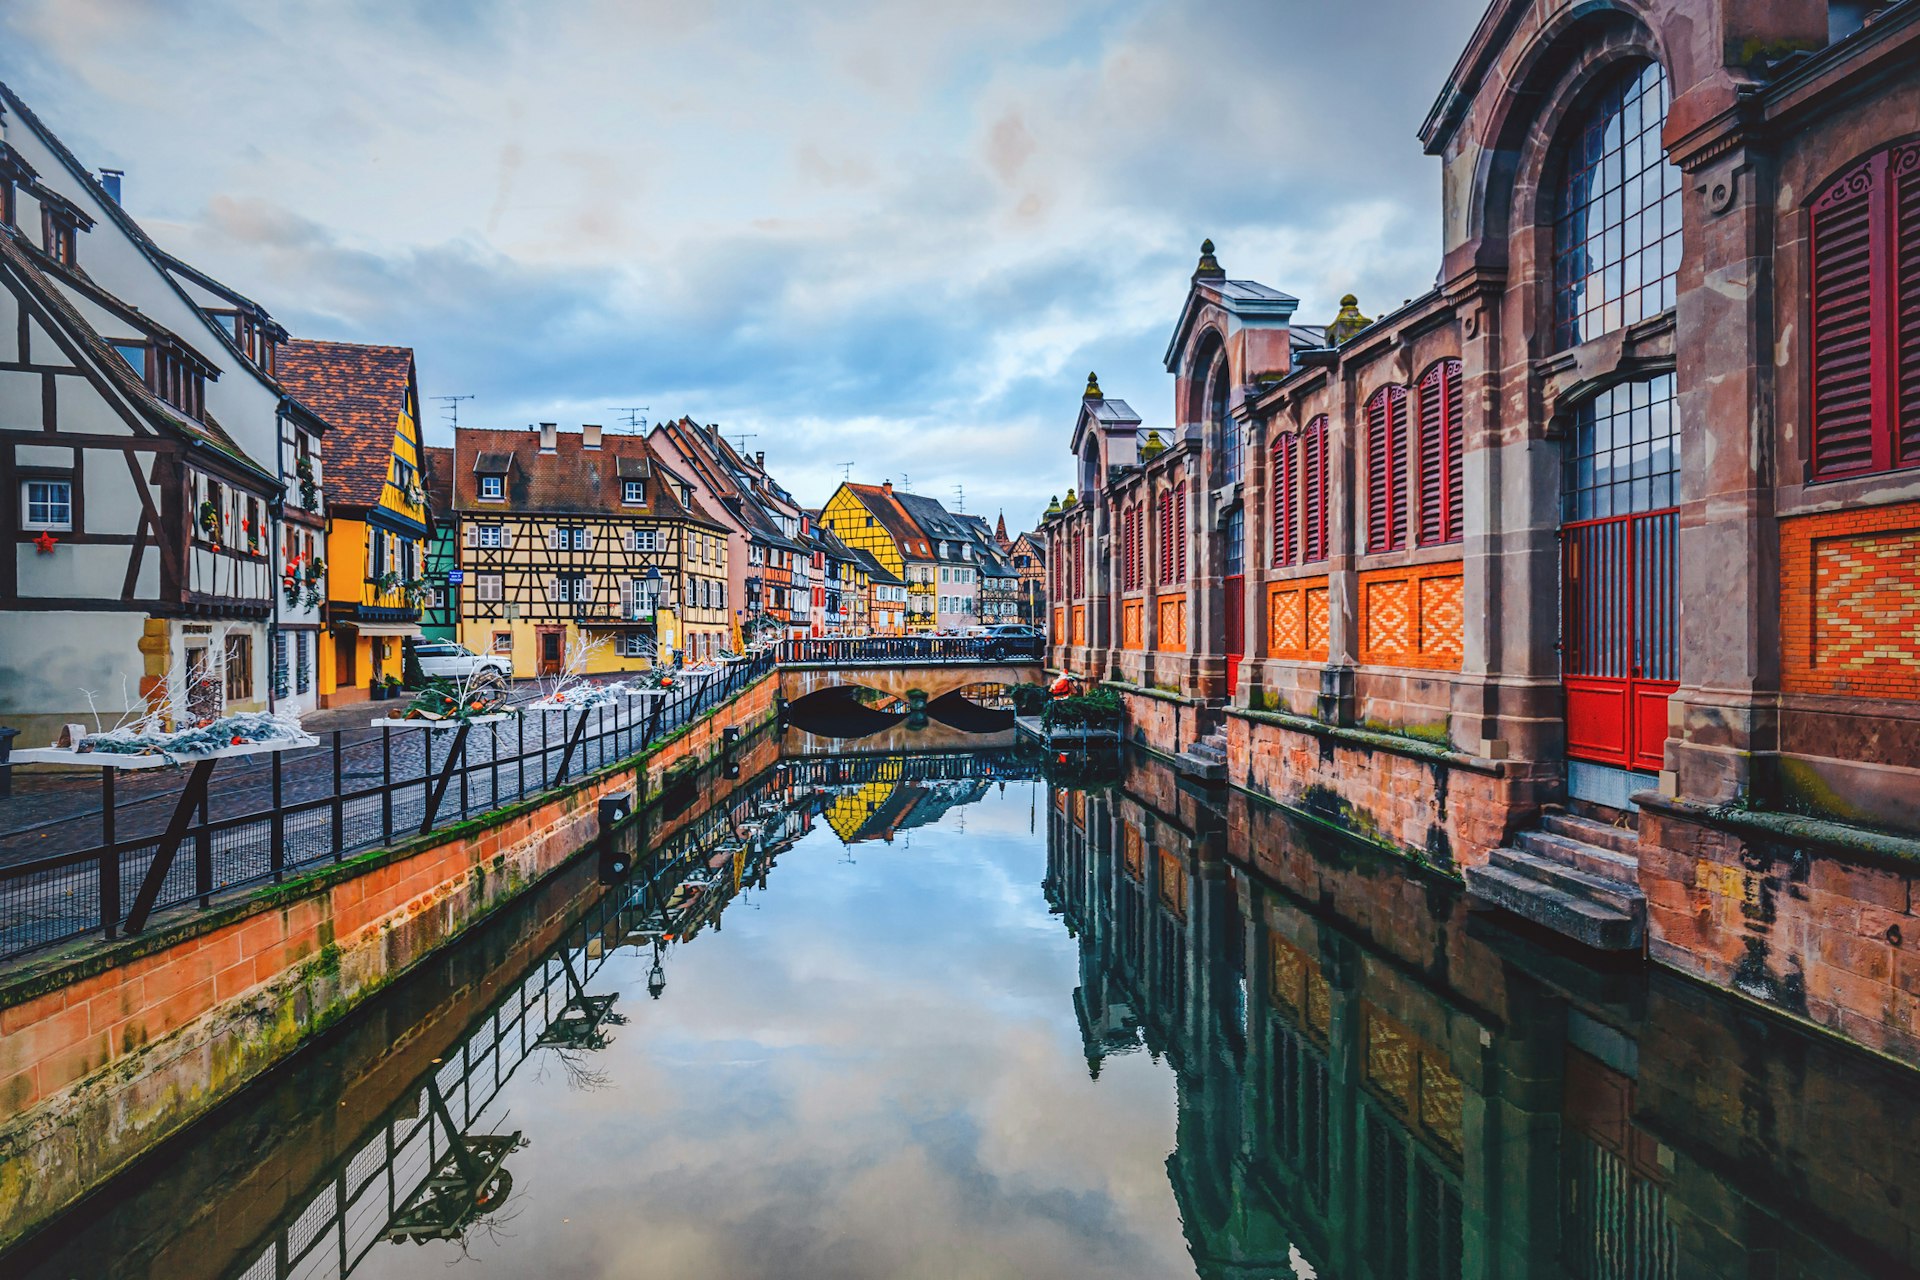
977,624,1045,660
412,641,513,681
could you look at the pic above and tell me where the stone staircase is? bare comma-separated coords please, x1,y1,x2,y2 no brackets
1175,728,1229,783
1464,808,1645,951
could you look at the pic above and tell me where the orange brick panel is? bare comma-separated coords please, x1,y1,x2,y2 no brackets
1268,575,1330,662
1157,594,1187,653
1780,501,1920,701
1121,598,1144,650
1359,562,1463,671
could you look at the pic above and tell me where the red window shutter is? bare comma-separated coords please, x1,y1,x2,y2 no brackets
1897,143,1920,468
1303,416,1327,562
1158,490,1172,584
1272,433,1298,566
1366,387,1407,552
1810,157,1882,478
1417,360,1464,545
1175,484,1188,580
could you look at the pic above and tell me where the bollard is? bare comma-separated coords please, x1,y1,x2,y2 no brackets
597,790,635,881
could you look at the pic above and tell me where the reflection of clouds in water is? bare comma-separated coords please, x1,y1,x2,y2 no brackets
353,784,1188,1280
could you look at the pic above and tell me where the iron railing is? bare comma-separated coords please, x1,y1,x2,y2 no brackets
0,652,774,962
777,635,1043,665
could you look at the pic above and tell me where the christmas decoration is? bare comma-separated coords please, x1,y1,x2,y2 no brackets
33,530,58,555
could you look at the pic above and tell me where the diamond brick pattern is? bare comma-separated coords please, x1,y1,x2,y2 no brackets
1783,502,1920,700
1268,575,1330,662
1359,564,1464,671
1122,599,1144,649
1157,594,1187,652
1306,587,1330,658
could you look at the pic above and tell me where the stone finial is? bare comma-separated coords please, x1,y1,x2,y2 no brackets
1084,371,1103,400
1045,494,1062,517
1140,429,1168,460
1193,238,1225,281
1328,293,1373,345
1062,488,1078,509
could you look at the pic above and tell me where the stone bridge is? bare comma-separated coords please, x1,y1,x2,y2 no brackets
775,636,1044,707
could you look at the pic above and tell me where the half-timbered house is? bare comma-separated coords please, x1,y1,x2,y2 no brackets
0,83,329,720
275,340,430,706
452,423,729,675
820,481,940,633
419,445,458,642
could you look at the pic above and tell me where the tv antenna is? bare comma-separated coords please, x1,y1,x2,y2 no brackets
609,407,650,433
732,433,759,454
835,462,855,482
953,484,965,512
433,394,474,429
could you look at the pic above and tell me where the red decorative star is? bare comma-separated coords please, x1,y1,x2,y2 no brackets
32,530,58,555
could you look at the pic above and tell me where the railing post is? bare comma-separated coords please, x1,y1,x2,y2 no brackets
99,766,119,940
270,750,285,879
381,726,394,845
332,729,344,859
194,781,212,906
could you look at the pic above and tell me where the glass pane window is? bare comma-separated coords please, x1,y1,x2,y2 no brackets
479,475,504,499
1553,62,1681,350
23,479,73,529
1563,374,1680,521
1223,508,1245,577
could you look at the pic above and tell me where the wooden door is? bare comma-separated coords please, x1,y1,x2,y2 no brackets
1562,510,1678,772
537,626,565,676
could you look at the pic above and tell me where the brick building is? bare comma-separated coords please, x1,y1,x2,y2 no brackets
1044,0,1920,1061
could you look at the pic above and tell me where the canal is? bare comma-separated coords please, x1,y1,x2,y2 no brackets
5,740,1919,1279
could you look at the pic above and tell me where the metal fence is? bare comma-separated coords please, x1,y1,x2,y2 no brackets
0,654,773,962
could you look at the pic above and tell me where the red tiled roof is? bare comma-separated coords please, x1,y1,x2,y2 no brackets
276,339,416,510
420,445,455,515
843,483,935,560
451,426,725,526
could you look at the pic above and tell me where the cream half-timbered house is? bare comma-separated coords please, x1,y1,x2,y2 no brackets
0,83,329,722
452,423,730,676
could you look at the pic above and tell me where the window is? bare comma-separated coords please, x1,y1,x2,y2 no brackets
22,478,72,530
492,632,513,653
1303,416,1329,563
1552,61,1680,350
43,207,79,266
479,474,505,500
616,633,650,658
1564,374,1679,520
477,523,503,549
551,574,591,603
627,528,658,553
1122,503,1139,590
112,342,148,379
551,526,588,551
1416,359,1464,545
1366,386,1409,553
296,631,311,694
622,479,646,505
1806,139,1920,480
476,572,504,602
1273,433,1299,567
1224,507,1244,577
224,632,253,702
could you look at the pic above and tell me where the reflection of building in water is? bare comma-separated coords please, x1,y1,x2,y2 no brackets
790,750,1037,846
1048,754,1920,1280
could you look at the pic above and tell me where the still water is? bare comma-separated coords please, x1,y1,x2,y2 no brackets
9,743,1920,1279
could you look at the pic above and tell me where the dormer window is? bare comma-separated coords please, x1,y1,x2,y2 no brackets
37,192,92,268
210,308,283,375
479,474,504,501
115,337,207,419
111,342,147,379
623,479,646,505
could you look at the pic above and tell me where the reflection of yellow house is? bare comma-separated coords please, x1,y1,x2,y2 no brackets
277,341,429,705
822,764,905,842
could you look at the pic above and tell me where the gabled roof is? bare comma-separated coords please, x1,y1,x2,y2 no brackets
893,491,972,548
275,339,417,509
847,546,902,585
0,229,273,489
840,483,936,561
421,445,455,515
1163,275,1299,373
450,425,724,527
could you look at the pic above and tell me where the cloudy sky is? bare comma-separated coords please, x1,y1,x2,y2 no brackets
3,0,1485,527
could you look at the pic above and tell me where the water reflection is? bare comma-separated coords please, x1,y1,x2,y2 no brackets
6,746,1919,1279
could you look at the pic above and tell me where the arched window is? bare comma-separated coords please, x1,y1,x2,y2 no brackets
1302,416,1328,562
1199,342,1238,486
1807,139,1920,479
1552,61,1681,350
1416,359,1464,545
1272,431,1299,567
1365,386,1409,553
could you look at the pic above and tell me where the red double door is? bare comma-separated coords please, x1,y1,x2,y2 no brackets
1561,509,1679,772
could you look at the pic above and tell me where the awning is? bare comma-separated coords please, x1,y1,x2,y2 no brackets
340,622,423,637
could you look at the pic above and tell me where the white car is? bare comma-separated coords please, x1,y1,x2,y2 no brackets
413,641,513,681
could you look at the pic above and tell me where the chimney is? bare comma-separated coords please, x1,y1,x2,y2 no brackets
97,169,124,204
755,451,765,469
883,481,892,495
582,424,603,450
538,422,557,453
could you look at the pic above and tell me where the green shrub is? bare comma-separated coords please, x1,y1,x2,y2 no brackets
1043,686,1123,731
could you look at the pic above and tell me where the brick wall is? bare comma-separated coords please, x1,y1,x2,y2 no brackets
1638,797,1920,1064
1268,575,1331,662
1780,501,1920,701
0,675,776,1248
1227,709,1538,871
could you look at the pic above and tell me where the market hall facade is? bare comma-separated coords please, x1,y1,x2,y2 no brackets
1042,0,1920,1062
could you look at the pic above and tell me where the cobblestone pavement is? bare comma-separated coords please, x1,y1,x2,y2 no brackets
0,668,755,957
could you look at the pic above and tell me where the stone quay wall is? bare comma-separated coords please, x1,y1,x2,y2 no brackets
0,674,776,1249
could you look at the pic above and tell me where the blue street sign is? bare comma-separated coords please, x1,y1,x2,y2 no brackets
446,569,465,585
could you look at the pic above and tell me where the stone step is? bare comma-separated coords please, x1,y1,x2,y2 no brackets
1464,862,1643,952
1514,828,1639,884
1490,846,1644,919
1541,808,1638,857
